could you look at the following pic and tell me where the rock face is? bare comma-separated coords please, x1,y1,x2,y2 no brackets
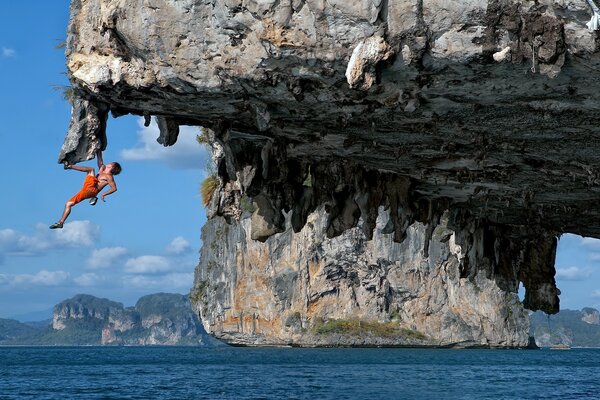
63,1,600,328
53,293,212,345
581,307,600,325
191,207,529,347
53,294,127,331
530,307,600,347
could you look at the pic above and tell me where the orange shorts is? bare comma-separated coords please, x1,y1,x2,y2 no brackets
68,174,100,205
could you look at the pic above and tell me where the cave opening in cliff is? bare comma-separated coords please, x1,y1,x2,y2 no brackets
552,234,600,312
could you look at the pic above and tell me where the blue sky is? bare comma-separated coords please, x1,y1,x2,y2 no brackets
1,2,600,320
0,2,209,318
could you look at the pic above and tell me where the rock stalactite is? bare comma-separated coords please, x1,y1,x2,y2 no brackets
58,97,109,164
204,131,560,314
62,0,600,328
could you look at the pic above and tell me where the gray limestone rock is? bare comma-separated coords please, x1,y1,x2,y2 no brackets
58,97,108,164
61,0,600,321
582,307,600,325
61,1,600,241
53,293,213,345
191,207,530,347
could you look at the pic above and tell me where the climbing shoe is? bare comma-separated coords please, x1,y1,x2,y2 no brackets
49,222,63,229
63,161,71,170
89,197,98,206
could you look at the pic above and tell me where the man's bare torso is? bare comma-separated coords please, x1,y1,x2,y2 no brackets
95,166,113,190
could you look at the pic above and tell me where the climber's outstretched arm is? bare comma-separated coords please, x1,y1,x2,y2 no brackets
67,165,95,174
97,150,105,170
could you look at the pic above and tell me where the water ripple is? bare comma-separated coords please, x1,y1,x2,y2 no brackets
0,347,599,399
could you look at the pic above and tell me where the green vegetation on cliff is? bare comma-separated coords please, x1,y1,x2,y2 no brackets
15,320,103,346
201,175,218,206
312,319,427,340
0,293,220,346
0,319,39,342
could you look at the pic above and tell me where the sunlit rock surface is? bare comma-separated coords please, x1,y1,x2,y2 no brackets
530,307,600,347
53,293,211,345
191,207,529,347
62,0,600,328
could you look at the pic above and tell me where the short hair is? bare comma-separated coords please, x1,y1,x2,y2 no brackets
111,162,122,175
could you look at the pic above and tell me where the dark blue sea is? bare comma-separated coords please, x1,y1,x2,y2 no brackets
1,346,599,399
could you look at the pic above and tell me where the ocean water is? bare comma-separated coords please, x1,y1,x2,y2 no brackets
1,347,599,399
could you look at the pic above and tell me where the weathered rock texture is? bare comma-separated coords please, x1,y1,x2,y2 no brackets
53,293,212,345
63,0,600,324
191,207,529,347
581,307,600,325
530,307,600,347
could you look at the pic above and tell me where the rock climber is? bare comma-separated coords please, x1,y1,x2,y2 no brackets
49,150,122,229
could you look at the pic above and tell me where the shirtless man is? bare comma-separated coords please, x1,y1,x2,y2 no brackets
49,150,122,229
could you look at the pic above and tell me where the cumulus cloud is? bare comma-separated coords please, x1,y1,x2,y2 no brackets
0,270,70,287
555,266,593,281
580,237,600,250
124,272,193,289
53,221,100,247
2,47,15,57
120,118,209,169
166,236,192,255
86,246,128,270
74,273,104,287
0,227,55,255
124,255,172,274
0,229,29,256
0,221,99,258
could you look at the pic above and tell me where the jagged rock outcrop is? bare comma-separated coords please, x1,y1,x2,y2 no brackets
53,294,130,331
53,293,213,345
62,0,600,322
581,307,600,325
191,207,529,347
530,307,600,347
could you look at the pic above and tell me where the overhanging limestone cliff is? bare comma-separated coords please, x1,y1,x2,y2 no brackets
191,207,530,347
62,0,600,317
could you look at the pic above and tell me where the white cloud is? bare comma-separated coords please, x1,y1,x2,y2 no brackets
53,221,100,247
2,47,15,57
86,246,128,270
555,266,593,281
0,229,18,242
0,221,100,259
1,270,70,287
592,290,600,299
580,237,600,250
124,272,193,289
166,236,191,255
74,273,103,287
120,118,209,169
0,229,28,255
124,255,172,274
0,227,54,255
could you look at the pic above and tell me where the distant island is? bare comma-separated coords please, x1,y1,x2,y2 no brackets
3,296,600,348
530,307,600,348
0,293,223,346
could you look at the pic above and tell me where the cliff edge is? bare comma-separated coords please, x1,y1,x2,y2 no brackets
60,0,600,332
